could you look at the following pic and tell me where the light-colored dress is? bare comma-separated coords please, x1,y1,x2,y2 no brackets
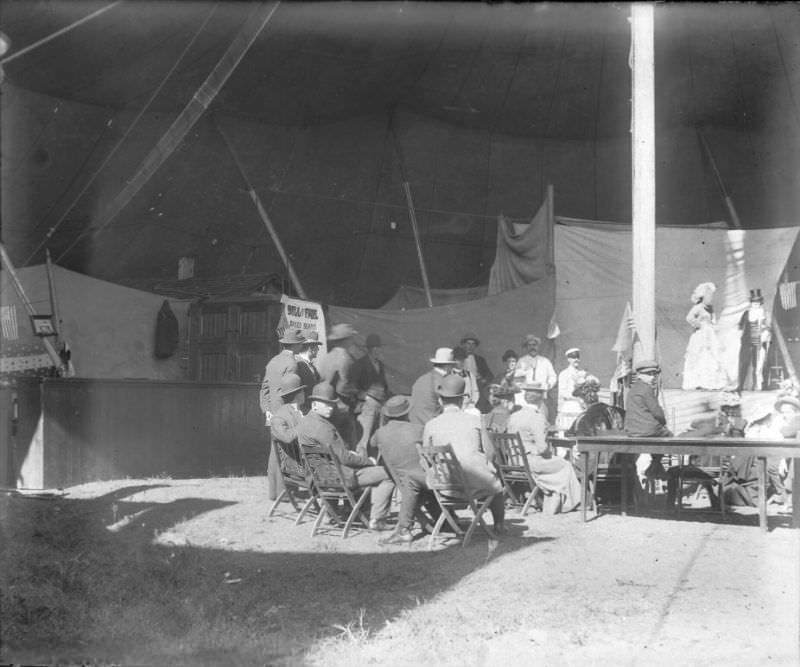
682,304,730,390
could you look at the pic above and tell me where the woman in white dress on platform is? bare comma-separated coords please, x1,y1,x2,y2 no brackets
682,282,731,390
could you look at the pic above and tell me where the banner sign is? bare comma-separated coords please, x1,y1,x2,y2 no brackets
277,295,326,348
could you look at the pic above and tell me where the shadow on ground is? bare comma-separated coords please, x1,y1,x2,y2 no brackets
1,487,551,666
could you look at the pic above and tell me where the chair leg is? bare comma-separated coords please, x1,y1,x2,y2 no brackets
520,483,537,516
463,498,496,548
268,489,287,517
295,496,316,525
311,502,329,537
428,511,448,551
343,489,371,539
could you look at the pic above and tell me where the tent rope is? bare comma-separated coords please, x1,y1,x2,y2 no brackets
0,1,124,66
22,2,220,267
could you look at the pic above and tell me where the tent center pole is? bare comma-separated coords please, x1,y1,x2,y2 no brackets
631,3,656,362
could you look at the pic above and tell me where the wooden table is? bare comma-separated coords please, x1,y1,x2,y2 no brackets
550,436,800,532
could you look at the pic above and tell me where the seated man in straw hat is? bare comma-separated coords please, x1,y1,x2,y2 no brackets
422,374,506,532
372,395,442,545
296,382,395,530
409,347,458,425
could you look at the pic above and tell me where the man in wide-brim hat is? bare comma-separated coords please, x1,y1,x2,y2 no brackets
459,332,493,413
318,322,360,446
409,347,458,425
296,382,396,531
268,373,308,484
422,374,507,532
373,395,443,546
259,326,307,500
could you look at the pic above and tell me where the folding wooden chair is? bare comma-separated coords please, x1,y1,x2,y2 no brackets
267,439,317,525
300,442,371,538
489,432,539,516
417,443,498,550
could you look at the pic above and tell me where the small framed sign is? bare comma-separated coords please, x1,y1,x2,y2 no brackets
31,315,56,337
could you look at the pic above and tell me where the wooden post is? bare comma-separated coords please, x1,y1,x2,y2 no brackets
402,181,434,308
215,119,308,300
631,3,656,362
697,128,743,229
45,250,61,340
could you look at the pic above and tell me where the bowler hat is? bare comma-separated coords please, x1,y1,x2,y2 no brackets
309,382,338,404
365,333,382,348
279,327,306,345
635,359,661,374
429,347,457,365
382,395,411,419
278,373,306,398
460,333,480,346
491,384,519,398
327,323,358,341
438,374,467,397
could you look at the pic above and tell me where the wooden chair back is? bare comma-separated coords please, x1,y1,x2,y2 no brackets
489,431,538,516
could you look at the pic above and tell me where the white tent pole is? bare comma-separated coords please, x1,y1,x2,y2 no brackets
631,3,656,362
0,243,64,372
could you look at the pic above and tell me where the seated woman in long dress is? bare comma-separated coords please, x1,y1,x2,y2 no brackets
506,382,582,514
682,281,731,390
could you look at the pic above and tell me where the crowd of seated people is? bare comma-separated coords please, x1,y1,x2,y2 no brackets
260,325,797,543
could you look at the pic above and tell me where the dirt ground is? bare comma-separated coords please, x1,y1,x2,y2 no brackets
2,476,799,666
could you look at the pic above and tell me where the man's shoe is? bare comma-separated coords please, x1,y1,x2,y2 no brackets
368,518,393,531
379,529,413,546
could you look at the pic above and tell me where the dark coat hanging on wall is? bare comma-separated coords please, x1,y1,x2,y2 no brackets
155,300,179,359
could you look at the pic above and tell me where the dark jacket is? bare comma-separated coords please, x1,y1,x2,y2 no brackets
624,379,670,437
296,411,371,486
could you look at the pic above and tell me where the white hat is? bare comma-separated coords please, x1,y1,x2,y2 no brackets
429,347,457,365
565,347,581,357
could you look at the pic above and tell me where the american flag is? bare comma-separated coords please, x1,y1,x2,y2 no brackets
779,281,797,310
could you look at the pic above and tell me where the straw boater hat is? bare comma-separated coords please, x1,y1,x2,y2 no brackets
308,382,338,404
279,327,306,345
438,374,467,397
522,381,546,393
327,323,358,341
775,395,800,411
429,347,457,365
382,395,412,419
278,373,306,398
565,347,581,358
718,390,741,407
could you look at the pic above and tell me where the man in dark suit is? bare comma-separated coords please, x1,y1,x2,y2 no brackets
352,333,389,396
295,331,322,408
737,288,770,391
